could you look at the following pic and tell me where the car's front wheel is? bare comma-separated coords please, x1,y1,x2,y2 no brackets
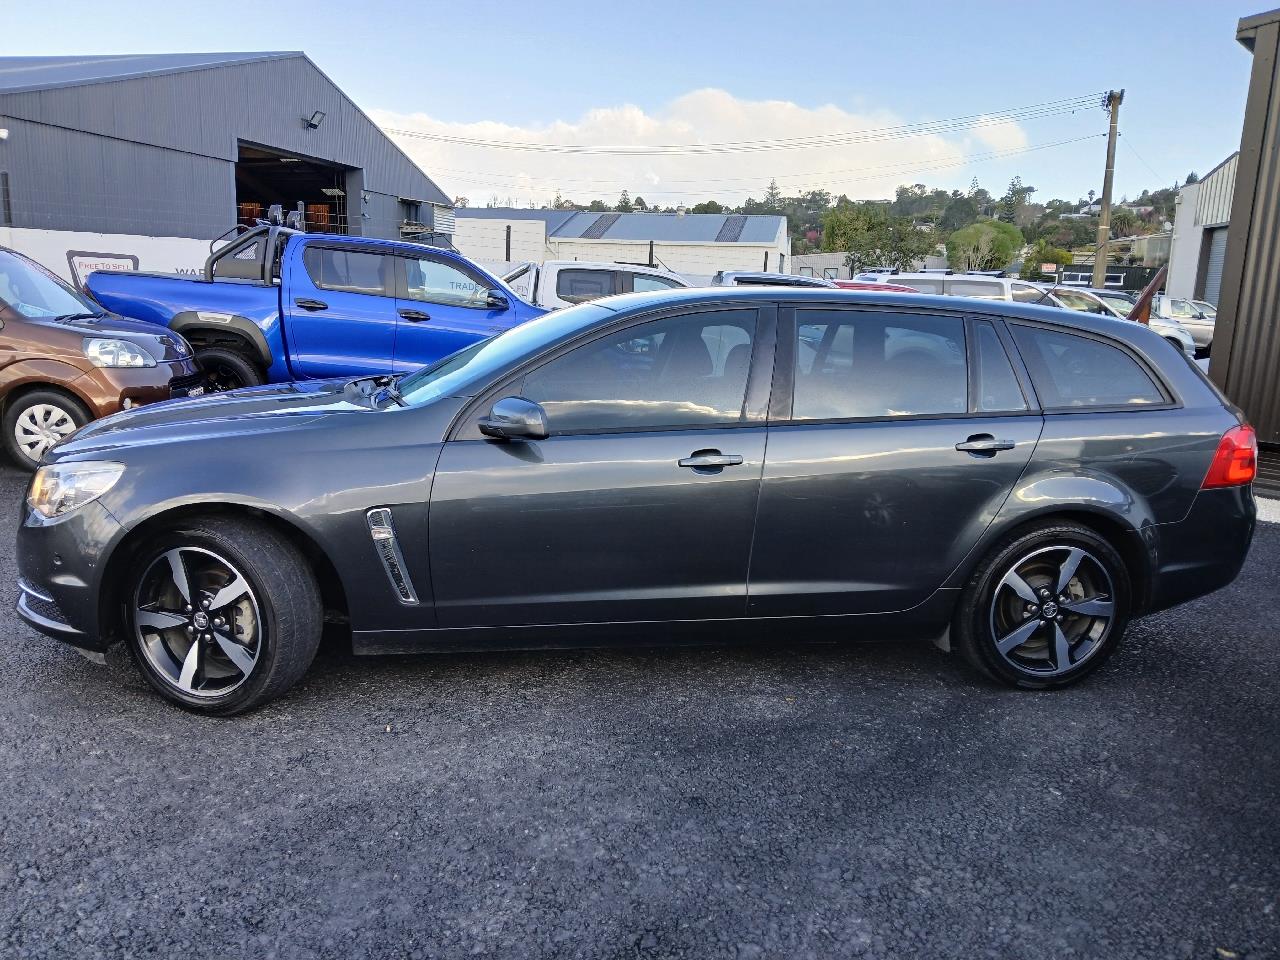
3,389,90,469
123,517,321,715
954,522,1131,689
196,347,264,392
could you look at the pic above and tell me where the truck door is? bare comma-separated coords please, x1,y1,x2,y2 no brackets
283,242,399,379
393,253,521,372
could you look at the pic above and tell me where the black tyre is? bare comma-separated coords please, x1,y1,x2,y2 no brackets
123,517,321,715
2,388,91,470
196,347,264,392
954,522,1131,689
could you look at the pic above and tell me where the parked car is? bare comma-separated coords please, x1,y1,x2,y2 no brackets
0,245,201,469
17,288,1257,714
502,260,689,309
85,224,546,389
711,271,836,287
1041,287,1197,358
1153,294,1216,355
831,279,921,293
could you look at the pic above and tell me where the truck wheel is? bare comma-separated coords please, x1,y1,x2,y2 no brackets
196,347,264,392
3,389,91,470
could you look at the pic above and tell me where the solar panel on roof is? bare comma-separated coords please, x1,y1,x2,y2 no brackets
715,215,747,243
581,213,621,240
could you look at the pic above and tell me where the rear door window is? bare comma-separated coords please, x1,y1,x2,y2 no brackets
1011,325,1166,408
793,310,967,420
946,278,1005,300
557,269,617,304
302,247,391,296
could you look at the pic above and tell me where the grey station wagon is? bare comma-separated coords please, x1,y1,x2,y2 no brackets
16,289,1257,714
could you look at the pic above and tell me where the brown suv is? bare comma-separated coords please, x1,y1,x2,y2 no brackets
0,246,203,468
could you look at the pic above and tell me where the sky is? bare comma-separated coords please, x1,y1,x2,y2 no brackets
1,0,1264,208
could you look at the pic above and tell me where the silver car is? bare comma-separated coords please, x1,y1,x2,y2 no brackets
1048,287,1197,358
1154,294,1215,354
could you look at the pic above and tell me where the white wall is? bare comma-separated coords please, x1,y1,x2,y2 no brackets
1167,182,1203,299
548,239,786,275
0,226,212,287
452,218,548,264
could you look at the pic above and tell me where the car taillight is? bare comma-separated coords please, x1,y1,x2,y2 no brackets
1202,424,1257,489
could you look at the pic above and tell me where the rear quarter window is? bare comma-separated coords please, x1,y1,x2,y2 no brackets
1012,325,1167,409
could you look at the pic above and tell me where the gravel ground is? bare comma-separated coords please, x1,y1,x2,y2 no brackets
0,462,1276,960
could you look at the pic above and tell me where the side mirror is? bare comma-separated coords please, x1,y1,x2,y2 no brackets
486,290,510,310
478,396,548,441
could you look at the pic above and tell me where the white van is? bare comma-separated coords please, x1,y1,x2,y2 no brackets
502,260,688,309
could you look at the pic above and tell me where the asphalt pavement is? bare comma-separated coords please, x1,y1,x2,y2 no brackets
0,462,1276,960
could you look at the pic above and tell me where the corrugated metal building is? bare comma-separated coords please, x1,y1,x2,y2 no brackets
1211,11,1280,460
0,53,452,281
1166,153,1237,303
453,207,789,277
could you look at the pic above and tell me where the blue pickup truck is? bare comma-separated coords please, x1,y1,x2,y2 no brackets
86,223,546,390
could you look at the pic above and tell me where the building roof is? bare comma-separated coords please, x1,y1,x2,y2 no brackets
0,52,301,94
455,208,786,244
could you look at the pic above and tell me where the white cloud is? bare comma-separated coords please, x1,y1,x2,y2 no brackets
370,89,1028,208
969,116,1030,152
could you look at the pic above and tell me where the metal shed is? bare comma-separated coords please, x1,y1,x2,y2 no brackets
0,53,451,252
1212,11,1280,458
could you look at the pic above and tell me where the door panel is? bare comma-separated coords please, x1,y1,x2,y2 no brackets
284,245,398,379
394,255,514,372
429,429,767,627
748,416,1041,616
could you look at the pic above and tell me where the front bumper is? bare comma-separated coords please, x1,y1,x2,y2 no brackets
73,358,202,419
15,499,125,653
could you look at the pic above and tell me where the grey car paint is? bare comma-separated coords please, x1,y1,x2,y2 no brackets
16,289,1255,659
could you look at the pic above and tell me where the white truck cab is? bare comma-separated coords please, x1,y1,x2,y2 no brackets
502,260,689,309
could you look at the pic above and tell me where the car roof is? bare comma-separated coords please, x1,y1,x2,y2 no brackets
592,286,1154,340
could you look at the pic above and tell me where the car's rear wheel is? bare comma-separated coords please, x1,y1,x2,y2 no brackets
123,517,321,715
2,389,91,470
954,522,1131,689
196,347,263,392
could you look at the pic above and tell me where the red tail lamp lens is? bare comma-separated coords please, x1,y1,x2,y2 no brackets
1202,425,1257,489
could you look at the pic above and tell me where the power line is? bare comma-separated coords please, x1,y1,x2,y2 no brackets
385,92,1104,156
1120,133,1164,183
439,134,1107,199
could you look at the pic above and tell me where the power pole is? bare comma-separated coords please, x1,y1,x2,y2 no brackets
1091,90,1125,288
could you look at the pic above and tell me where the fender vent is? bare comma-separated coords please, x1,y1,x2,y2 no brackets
366,508,419,605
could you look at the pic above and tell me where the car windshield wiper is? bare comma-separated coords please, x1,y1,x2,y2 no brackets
51,312,107,322
374,377,407,408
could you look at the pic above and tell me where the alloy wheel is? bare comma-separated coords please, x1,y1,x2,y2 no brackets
14,403,78,460
988,545,1116,677
133,547,262,698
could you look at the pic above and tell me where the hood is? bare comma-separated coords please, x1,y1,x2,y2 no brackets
49,377,370,460
27,310,191,363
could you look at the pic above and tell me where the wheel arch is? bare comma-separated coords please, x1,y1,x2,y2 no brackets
169,312,273,368
1,379,95,418
99,502,350,646
951,505,1154,615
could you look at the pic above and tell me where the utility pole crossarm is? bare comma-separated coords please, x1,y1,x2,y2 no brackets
1092,90,1125,288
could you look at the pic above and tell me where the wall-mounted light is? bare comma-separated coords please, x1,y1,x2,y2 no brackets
303,111,326,130
0,129,9,141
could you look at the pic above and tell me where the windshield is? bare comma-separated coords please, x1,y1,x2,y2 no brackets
397,302,617,406
1050,289,1111,315
1093,292,1134,316
1191,301,1218,317
0,250,98,319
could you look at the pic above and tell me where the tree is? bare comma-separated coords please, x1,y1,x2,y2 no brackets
939,194,979,234
1185,171,1200,185
586,199,609,212
947,220,1023,272
690,200,725,214
616,190,633,212
821,204,936,271
1109,207,1139,238
763,179,783,210
1020,239,1072,280
633,196,648,211
999,177,1034,224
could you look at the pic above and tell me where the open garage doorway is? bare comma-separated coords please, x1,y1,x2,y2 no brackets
235,143,352,233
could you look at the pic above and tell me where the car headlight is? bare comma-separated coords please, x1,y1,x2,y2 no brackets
27,462,125,519
83,338,156,368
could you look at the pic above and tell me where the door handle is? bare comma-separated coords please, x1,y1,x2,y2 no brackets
955,435,1017,454
398,308,432,322
678,451,744,469
295,298,328,311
